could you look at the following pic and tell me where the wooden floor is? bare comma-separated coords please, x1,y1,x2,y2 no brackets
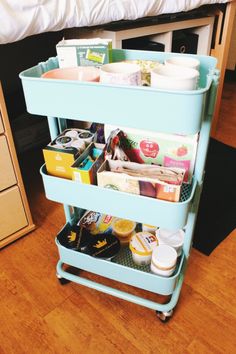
0,80,236,354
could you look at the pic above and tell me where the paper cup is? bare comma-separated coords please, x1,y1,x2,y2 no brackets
55,135,73,147
165,56,200,71
100,62,141,86
151,64,199,91
78,131,94,144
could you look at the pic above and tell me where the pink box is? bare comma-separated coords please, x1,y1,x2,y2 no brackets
105,125,199,183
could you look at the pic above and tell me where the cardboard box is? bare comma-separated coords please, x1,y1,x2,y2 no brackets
56,38,112,68
97,160,185,202
105,125,198,183
71,143,105,184
43,128,94,179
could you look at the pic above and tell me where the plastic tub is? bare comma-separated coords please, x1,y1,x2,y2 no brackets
151,245,177,277
113,219,136,238
129,232,158,266
156,229,185,257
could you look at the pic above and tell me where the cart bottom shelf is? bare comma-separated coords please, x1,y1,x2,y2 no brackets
56,223,186,298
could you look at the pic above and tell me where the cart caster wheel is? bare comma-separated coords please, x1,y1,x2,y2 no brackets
156,309,173,323
56,273,70,285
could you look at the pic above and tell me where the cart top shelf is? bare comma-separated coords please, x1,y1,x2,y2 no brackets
20,49,218,135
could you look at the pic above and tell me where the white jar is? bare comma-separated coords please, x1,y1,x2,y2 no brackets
156,228,184,257
151,245,177,277
129,232,158,266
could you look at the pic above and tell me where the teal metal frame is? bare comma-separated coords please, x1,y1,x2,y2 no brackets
20,50,219,314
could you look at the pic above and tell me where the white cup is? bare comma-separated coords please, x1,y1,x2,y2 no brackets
100,62,142,86
151,64,199,91
78,131,94,145
165,56,200,71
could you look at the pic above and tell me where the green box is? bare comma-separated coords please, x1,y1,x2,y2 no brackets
71,143,105,184
56,38,112,67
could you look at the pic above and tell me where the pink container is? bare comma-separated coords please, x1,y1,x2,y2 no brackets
41,66,100,82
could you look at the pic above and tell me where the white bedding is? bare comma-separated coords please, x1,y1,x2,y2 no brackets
0,0,229,44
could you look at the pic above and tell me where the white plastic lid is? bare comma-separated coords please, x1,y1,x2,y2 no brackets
65,130,79,139
152,245,177,269
156,229,184,247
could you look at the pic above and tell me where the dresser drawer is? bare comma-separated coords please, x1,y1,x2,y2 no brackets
0,112,4,134
0,186,28,241
0,135,17,191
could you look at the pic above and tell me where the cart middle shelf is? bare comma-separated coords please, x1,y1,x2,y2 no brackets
40,164,196,229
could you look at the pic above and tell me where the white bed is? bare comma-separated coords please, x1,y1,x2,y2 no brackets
0,0,230,44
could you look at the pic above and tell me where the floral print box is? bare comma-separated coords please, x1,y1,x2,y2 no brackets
105,125,198,183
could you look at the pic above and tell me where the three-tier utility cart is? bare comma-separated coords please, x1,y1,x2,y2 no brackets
20,49,219,322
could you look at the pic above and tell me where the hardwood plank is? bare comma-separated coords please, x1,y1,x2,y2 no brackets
185,230,236,319
187,338,225,354
0,223,75,318
45,295,142,354
0,308,72,354
70,286,190,353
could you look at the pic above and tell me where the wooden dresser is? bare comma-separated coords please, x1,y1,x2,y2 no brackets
0,82,35,248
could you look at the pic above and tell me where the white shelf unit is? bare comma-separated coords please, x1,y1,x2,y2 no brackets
69,16,214,55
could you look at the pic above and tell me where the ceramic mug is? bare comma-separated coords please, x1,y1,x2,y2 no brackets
151,64,199,91
100,62,142,86
164,56,200,71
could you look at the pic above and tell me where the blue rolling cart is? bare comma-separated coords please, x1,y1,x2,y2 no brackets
20,49,219,322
